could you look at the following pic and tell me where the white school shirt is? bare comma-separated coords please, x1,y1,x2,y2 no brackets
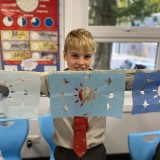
53,116,106,149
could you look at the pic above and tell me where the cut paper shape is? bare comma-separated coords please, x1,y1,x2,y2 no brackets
49,71,125,118
132,71,160,114
21,58,38,71
0,71,40,119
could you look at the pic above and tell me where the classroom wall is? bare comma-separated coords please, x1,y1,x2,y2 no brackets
1,0,160,158
21,92,160,158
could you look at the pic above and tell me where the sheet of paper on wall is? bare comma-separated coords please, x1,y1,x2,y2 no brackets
0,71,40,119
132,71,160,114
49,70,125,118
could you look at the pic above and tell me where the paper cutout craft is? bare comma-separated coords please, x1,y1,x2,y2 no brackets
49,71,125,118
132,71,160,114
0,71,40,119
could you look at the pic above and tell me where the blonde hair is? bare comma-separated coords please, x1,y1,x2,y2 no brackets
64,28,96,53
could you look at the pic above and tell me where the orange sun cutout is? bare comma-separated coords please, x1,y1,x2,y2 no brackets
74,83,95,107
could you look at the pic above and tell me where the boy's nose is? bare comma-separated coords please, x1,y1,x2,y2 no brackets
78,58,85,64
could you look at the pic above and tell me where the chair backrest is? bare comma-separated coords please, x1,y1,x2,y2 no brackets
0,118,29,160
39,115,56,160
128,130,160,160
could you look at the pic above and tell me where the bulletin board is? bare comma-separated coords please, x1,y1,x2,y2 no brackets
0,0,59,72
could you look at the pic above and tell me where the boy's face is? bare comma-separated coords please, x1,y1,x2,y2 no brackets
64,48,93,71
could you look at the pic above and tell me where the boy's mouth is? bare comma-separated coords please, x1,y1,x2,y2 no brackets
76,67,86,71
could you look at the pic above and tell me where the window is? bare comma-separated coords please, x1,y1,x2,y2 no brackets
91,42,157,70
87,0,160,70
111,42,157,69
89,0,160,27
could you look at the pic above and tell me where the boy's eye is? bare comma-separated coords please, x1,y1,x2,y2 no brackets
84,54,92,59
71,54,79,58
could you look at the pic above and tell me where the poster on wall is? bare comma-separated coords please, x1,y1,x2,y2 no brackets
0,0,59,72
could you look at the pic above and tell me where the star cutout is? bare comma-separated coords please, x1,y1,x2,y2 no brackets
143,100,149,108
108,92,114,98
140,88,145,95
17,76,25,82
62,78,69,85
145,77,153,83
63,104,69,112
105,78,112,85
105,103,111,110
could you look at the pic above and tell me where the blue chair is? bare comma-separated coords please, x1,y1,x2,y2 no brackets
0,118,29,160
128,130,160,160
39,115,56,160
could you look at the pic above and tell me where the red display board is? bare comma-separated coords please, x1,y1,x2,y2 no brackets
0,0,58,30
0,0,59,72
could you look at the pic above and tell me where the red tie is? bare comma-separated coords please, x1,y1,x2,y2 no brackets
73,116,89,158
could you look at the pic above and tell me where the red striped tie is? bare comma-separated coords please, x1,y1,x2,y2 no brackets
73,116,89,157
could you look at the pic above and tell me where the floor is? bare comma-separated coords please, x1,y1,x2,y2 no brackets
107,153,131,160
23,153,131,160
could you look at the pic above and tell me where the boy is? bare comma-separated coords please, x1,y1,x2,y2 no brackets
45,28,107,160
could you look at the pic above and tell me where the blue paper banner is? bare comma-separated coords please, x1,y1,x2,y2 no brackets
132,71,160,114
0,71,40,118
49,71,125,118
